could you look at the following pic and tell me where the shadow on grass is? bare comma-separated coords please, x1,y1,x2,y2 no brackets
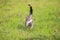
17,24,33,32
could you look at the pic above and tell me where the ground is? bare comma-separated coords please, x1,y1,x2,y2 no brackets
0,0,60,40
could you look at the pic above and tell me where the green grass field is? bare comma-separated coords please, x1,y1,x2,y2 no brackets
0,0,60,40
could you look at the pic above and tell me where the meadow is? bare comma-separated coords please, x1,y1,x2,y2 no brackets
0,0,60,40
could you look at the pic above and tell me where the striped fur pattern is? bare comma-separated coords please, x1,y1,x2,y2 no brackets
25,15,33,29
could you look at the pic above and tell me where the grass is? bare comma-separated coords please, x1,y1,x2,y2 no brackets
0,0,60,40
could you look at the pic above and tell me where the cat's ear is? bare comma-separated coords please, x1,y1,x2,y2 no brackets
28,4,31,6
